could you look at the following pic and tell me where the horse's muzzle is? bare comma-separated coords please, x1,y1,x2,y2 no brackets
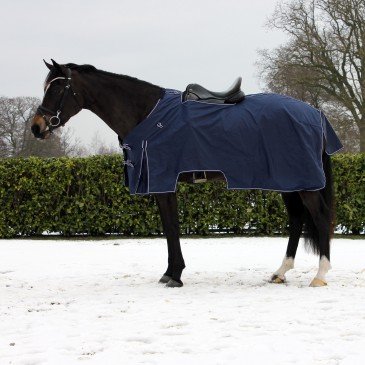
31,115,51,139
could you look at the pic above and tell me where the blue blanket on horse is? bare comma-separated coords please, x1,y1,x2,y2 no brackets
122,90,343,195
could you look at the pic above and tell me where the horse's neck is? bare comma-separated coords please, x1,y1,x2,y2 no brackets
80,72,163,138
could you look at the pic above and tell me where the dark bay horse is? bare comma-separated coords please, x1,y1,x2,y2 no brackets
32,60,335,288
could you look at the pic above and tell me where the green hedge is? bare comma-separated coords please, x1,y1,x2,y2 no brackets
332,154,365,234
0,154,363,238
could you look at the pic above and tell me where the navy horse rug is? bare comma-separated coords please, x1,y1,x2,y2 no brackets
122,90,343,195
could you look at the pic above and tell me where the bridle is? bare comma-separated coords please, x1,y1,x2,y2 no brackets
36,68,81,133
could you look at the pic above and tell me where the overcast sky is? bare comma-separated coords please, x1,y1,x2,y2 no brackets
0,0,287,150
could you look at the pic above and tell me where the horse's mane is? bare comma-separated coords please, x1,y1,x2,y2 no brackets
64,63,153,85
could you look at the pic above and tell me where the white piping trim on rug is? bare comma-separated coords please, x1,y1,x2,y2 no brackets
133,168,328,195
146,141,150,194
145,99,161,120
134,140,147,194
320,110,344,156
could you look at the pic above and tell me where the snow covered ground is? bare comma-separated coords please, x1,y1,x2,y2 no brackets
0,237,364,365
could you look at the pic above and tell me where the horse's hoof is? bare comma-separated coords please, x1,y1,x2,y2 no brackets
309,278,327,287
158,275,171,284
270,274,285,284
166,279,183,288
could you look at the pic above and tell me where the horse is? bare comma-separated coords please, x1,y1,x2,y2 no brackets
31,59,341,288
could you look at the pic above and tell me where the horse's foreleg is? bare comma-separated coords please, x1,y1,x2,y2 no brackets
271,192,304,284
155,192,185,287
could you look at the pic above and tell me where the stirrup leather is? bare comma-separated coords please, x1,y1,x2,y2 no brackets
193,171,207,183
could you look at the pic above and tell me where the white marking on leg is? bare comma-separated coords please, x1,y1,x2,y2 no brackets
314,256,331,282
273,256,294,280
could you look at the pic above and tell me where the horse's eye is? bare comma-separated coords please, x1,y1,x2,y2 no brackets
50,87,62,95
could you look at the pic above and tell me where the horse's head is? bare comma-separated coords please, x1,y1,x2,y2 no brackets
31,59,83,139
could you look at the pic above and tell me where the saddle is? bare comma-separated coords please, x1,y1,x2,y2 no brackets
183,77,245,104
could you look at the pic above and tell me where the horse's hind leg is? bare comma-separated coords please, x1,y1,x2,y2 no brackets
299,191,332,287
155,193,185,288
271,192,304,284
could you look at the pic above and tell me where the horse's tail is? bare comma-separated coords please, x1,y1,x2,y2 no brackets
303,152,334,254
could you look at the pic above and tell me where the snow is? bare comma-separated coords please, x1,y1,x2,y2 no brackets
0,237,364,365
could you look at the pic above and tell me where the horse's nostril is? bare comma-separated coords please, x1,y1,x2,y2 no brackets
31,124,40,135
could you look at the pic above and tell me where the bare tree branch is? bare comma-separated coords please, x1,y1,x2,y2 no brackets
258,0,365,151
0,96,82,158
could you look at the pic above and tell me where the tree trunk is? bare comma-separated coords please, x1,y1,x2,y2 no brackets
360,121,365,153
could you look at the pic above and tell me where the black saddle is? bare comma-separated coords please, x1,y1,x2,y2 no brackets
183,77,245,104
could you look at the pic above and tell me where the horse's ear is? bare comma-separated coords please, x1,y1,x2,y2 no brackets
43,59,53,70
51,59,69,76
51,59,61,70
